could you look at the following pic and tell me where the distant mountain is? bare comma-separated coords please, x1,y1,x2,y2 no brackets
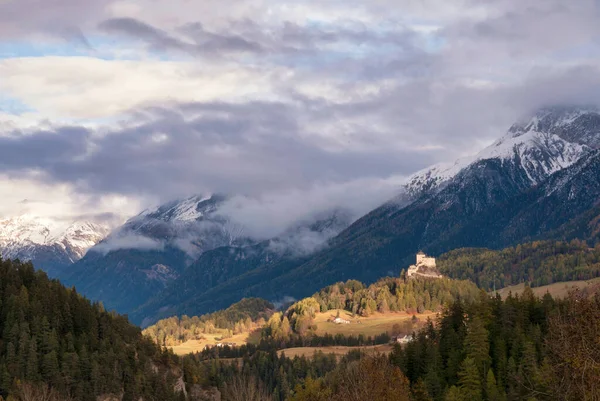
129,106,600,322
63,194,354,319
404,105,598,198
61,194,245,313
0,214,109,275
132,208,352,325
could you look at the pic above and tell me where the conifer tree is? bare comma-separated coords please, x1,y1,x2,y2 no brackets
458,357,482,400
486,369,505,401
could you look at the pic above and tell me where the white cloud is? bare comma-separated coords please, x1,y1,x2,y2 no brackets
0,174,142,226
219,176,406,240
1,0,600,229
0,57,281,119
91,233,164,254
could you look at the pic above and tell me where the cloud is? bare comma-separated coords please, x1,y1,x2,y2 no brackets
218,178,404,240
0,99,434,201
99,18,263,55
90,233,164,255
0,57,278,119
0,0,112,39
2,0,600,230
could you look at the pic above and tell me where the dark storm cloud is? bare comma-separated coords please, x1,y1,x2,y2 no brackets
0,127,90,171
0,100,434,201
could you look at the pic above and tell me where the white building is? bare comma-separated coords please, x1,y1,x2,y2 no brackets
394,334,413,344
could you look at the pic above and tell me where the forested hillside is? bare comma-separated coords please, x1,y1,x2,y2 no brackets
0,259,183,401
152,147,600,325
262,277,480,343
144,298,274,347
176,288,599,400
439,240,600,290
391,288,600,401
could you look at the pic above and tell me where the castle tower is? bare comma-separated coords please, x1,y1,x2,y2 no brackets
416,251,426,265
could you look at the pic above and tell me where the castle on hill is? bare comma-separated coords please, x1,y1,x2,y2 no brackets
406,251,442,279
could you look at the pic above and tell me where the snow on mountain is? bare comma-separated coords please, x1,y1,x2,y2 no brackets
404,106,600,198
91,194,247,259
138,194,215,222
57,221,111,260
0,214,109,264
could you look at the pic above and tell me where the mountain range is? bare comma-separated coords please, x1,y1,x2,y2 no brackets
0,214,109,275
3,105,600,327
56,194,354,317
130,105,600,325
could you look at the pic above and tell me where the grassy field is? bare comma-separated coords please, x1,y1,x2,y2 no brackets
495,277,600,299
277,344,394,359
168,310,436,355
312,309,437,337
170,330,260,356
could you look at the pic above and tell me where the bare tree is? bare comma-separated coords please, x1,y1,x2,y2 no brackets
332,355,411,401
221,375,273,401
14,382,74,401
546,291,600,401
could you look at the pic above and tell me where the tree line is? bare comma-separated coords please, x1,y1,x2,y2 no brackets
0,259,184,401
143,298,274,346
438,240,600,290
177,288,599,401
263,277,480,341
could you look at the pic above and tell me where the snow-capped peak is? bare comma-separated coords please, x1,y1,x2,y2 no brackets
137,194,220,222
405,106,599,197
0,214,109,263
57,221,111,260
508,105,600,143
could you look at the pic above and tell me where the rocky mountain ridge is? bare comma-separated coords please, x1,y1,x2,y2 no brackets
0,214,109,274
404,106,600,198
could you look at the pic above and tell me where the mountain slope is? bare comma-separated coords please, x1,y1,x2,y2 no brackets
132,209,353,325
404,105,597,198
0,214,109,275
66,194,354,320
0,258,183,400
61,194,244,314
132,106,600,320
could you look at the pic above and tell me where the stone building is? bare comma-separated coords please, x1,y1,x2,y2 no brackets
407,251,442,279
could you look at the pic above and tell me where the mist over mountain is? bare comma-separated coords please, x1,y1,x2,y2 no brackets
60,194,356,316
127,105,600,325
5,105,600,328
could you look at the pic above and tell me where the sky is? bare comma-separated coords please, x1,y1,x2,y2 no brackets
2,0,600,232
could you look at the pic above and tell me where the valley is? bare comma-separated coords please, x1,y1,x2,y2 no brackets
5,1,600,398
164,309,435,355
311,310,435,337
277,344,394,359
170,331,261,356
2,106,600,400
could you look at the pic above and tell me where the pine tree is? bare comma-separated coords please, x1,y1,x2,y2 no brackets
458,357,482,400
411,378,433,401
464,317,490,378
486,369,505,401
25,339,39,381
444,386,462,401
